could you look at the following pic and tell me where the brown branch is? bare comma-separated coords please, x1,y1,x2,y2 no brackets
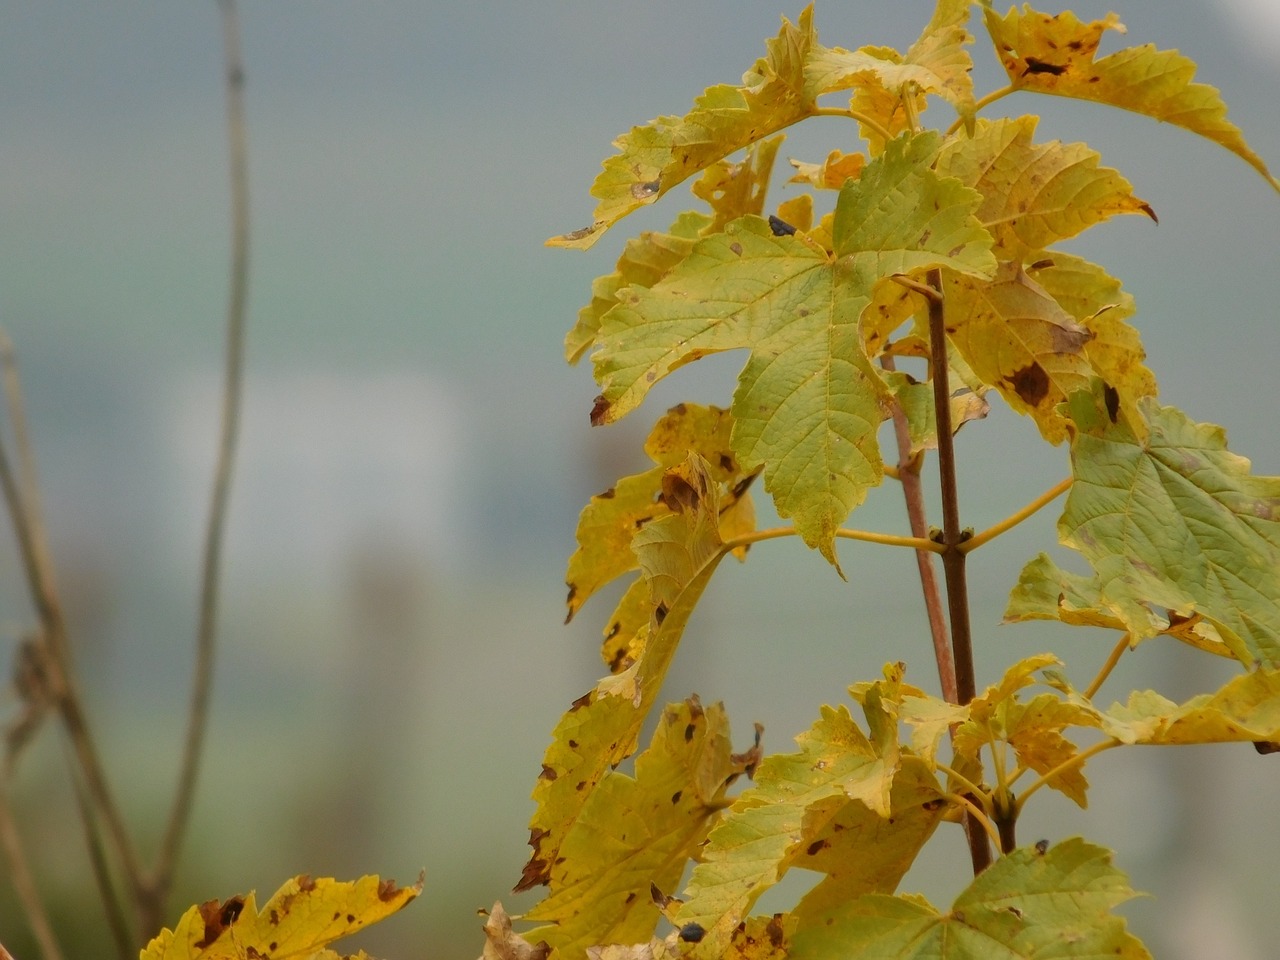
144,0,251,935
924,267,990,875
879,355,956,704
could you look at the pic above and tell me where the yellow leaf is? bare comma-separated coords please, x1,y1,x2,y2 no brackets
787,150,865,190
981,4,1279,191
140,874,421,960
524,698,744,960
935,116,1156,260
522,455,736,893
941,261,1094,443
692,136,784,236
550,9,819,249
1100,668,1280,746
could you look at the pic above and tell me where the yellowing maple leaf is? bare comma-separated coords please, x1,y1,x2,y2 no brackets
788,838,1150,960
591,131,995,567
140,874,421,960
523,698,743,960
981,4,1279,192
1098,668,1280,747
935,116,1156,261
1059,382,1280,667
549,9,818,249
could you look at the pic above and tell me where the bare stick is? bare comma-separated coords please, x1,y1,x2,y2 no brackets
68,762,133,960
880,354,957,703
0,778,64,960
924,267,990,875
145,0,251,933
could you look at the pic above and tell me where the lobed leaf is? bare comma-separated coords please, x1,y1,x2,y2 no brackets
934,115,1156,261
1059,382,1280,667
593,131,994,567
522,456,736,893
789,837,1150,959
549,9,818,249
1098,668,1280,747
140,874,421,960
524,698,745,960
981,4,1279,191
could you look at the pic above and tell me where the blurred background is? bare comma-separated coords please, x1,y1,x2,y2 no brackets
0,1,1277,957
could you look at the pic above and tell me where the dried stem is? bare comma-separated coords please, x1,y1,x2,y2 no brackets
0,778,63,960
144,0,251,935
924,267,991,875
879,354,957,704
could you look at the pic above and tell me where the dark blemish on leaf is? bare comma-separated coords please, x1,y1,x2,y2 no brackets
540,764,557,781
625,892,637,905
1030,258,1055,270
598,487,617,500
270,943,278,952
220,898,244,927
680,923,707,943
333,912,341,921
299,876,315,892
270,909,280,925
806,839,830,855
576,781,587,791
1139,202,1158,223
590,395,611,426
672,790,683,804
1103,383,1121,423
684,721,696,742
719,454,735,473
558,224,596,242
923,797,946,811
605,621,621,641
1008,362,1050,407
919,229,931,246
347,914,357,923
953,911,966,923
655,601,669,624
1007,906,1024,919
1089,75,1101,83
607,646,628,672
570,692,592,711
645,371,657,383
635,515,653,529
567,739,578,749
766,915,786,946
1023,57,1066,76
631,179,661,200
768,215,796,236
1035,838,1050,854
1254,740,1280,754
730,242,744,256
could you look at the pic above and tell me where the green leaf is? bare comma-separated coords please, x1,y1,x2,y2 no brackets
981,4,1279,192
934,116,1156,261
549,9,819,249
677,694,941,960
789,838,1150,960
1060,383,1280,667
592,131,994,566
524,698,743,960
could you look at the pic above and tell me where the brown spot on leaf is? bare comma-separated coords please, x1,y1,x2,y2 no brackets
719,454,735,473
1008,362,1050,407
625,891,637,905
347,913,357,923
1254,740,1280,755
1139,202,1158,223
1035,838,1050,855
597,487,617,500
589,395,611,426
570,692,592,711
730,242,744,256
671,790,683,804
684,721,696,742
298,876,315,892
195,896,244,948
922,797,946,811
806,839,830,855
655,602,669,624
1103,383,1120,423
766,915,786,946
1023,57,1066,75
540,764,557,781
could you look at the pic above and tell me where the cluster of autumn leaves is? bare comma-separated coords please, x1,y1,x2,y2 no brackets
144,2,1279,959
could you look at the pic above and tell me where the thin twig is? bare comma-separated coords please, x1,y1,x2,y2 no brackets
0,777,64,960
924,267,990,875
1083,634,1131,700
0,338,145,900
962,477,1071,552
812,105,896,147
1015,739,1120,812
880,355,956,703
145,0,251,933
723,525,941,553
67,760,133,960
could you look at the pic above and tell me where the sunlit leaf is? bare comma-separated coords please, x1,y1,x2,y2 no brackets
524,698,744,960
140,875,421,960
1098,668,1280,746
788,838,1150,959
592,131,994,566
935,116,1156,261
981,5,1279,191
1059,382,1280,667
550,9,819,249
693,136,784,236
787,150,865,190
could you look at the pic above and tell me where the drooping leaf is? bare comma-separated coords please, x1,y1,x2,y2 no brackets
140,874,422,960
1059,382,1280,667
1026,252,1156,437
564,404,752,623
480,903,551,960
788,837,1150,960
524,698,745,960
549,9,819,249
940,261,1094,443
522,456,735,893
934,115,1156,261
787,150,865,190
692,136,785,236
592,131,995,566
677,679,941,960
981,5,1279,192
